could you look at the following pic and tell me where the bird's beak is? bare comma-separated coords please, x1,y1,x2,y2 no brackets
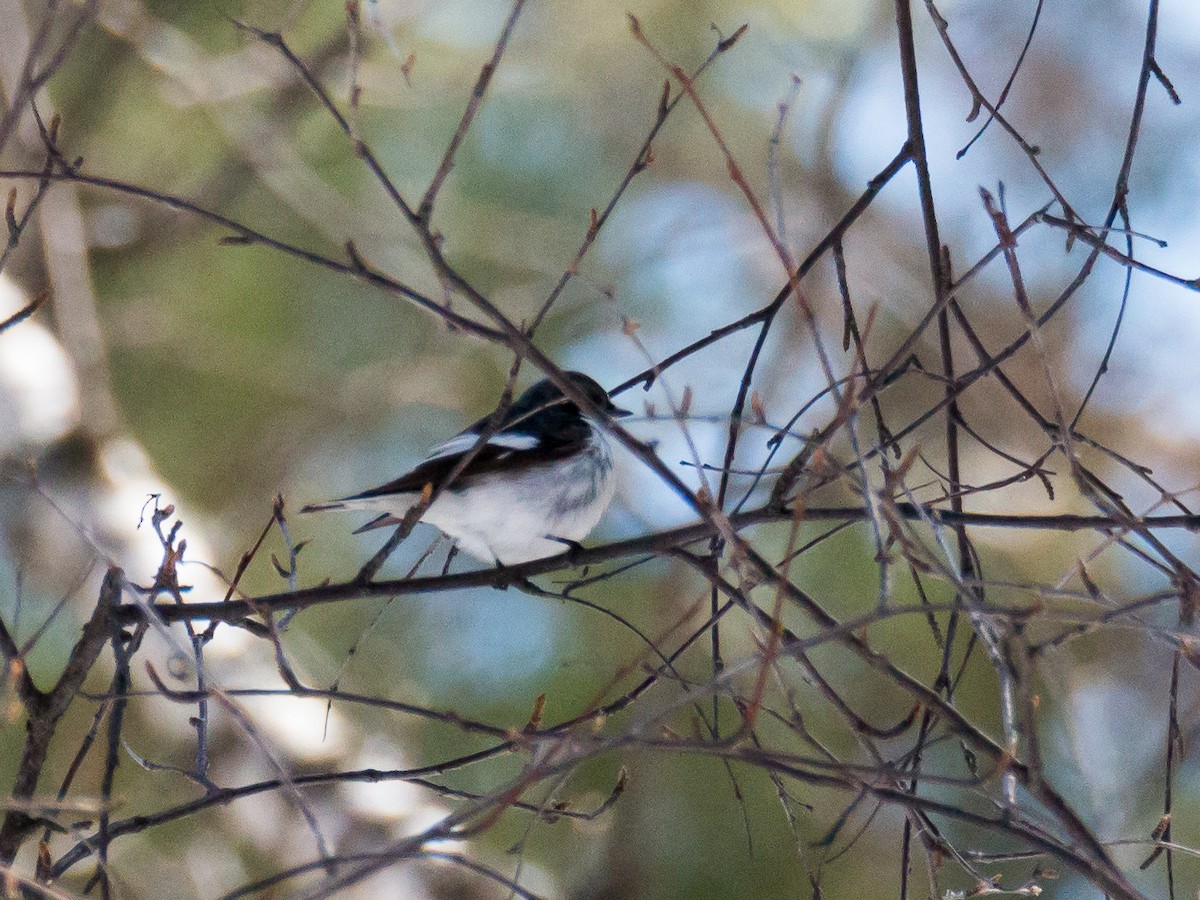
609,400,634,418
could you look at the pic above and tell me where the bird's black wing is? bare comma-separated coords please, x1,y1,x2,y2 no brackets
341,421,589,501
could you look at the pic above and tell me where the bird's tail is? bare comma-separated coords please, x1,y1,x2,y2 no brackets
299,500,347,513
352,513,404,534
300,501,404,534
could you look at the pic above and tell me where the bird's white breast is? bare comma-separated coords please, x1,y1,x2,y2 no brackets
353,425,617,565
423,426,615,564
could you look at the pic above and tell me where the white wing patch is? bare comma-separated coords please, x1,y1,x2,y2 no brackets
424,431,539,461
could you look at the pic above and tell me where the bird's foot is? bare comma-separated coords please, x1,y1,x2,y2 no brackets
547,536,586,565
492,560,511,590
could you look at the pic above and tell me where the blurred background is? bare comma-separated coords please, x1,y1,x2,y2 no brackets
2,0,1200,896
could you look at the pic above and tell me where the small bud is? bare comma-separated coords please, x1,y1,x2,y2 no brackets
718,24,749,53
750,390,766,425
678,385,693,418
523,693,546,732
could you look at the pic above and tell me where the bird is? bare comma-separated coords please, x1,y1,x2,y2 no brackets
301,371,632,565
